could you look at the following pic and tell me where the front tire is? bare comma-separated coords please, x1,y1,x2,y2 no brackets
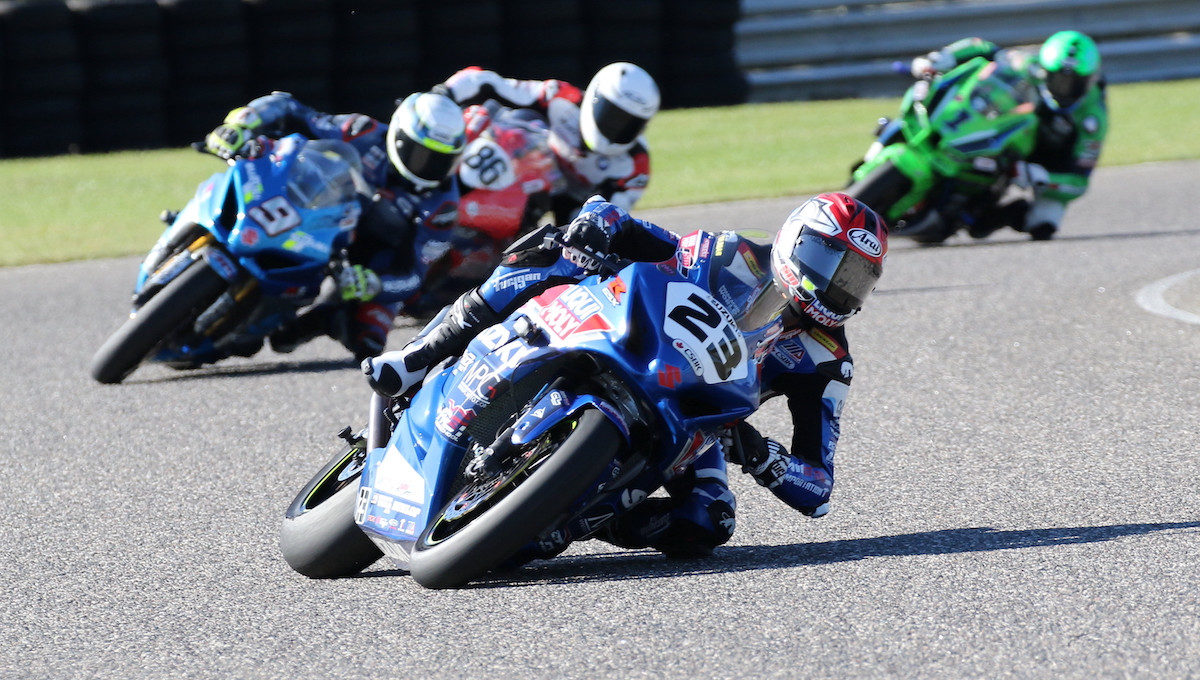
844,159,913,220
280,441,382,579
90,259,228,384
408,408,622,589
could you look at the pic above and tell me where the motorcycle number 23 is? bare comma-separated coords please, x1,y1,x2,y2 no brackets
663,282,748,384
248,196,302,236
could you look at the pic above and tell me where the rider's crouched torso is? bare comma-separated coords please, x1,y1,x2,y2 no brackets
472,217,850,556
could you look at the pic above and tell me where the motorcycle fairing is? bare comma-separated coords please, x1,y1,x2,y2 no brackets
355,251,772,566
136,134,360,301
855,56,1040,221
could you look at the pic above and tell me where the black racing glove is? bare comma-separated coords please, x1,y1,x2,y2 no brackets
561,209,618,271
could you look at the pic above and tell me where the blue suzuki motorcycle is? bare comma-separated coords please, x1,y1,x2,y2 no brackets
280,228,785,588
90,134,369,384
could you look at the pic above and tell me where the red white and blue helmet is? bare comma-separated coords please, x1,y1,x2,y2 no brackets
771,193,887,328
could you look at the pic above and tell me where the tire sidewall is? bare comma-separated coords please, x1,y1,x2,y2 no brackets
279,474,381,579
89,259,227,383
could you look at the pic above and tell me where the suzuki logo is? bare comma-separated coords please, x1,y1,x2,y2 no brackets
657,364,683,389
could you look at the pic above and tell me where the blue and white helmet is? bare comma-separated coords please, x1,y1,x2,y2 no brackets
580,62,660,155
386,92,467,190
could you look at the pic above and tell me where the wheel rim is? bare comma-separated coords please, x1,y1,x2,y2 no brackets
423,418,576,545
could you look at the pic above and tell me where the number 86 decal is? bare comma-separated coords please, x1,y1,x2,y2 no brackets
459,139,516,190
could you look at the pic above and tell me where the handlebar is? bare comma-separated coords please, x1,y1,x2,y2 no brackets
541,231,629,276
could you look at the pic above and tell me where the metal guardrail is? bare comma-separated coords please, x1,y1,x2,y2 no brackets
737,0,1200,101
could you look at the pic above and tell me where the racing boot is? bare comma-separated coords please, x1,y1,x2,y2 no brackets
362,288,500,397
336,302,396,362
1026,223,1057,240
269,307,333,354
1017,198,1064,241
967,199,1027,239
225,336,265,358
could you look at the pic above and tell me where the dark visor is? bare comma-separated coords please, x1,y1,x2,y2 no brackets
793,229,881,312
394,128,458,183
592,94,648,145
1045,69,1087,107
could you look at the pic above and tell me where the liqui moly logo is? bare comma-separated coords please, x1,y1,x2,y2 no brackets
531,286,609,339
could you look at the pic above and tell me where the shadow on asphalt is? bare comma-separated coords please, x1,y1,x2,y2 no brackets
124,358,357,383
450,521,1200,588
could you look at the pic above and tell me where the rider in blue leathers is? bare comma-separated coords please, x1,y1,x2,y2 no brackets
363,193,888,557
203,90,466,359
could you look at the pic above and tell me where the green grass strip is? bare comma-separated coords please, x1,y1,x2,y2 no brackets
2,78,1197,266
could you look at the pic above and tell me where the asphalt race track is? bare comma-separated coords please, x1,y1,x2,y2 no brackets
3,160,1199,679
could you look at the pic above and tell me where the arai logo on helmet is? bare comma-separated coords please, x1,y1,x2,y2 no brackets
847,228,883,257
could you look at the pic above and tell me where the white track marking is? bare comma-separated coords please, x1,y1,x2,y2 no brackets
1135,268,1200,326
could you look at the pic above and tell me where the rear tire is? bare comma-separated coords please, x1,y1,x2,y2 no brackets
280,442,382,579
89,259,228,384
408,408,622,589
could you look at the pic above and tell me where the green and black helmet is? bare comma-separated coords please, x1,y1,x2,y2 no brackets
1038,30,1101,109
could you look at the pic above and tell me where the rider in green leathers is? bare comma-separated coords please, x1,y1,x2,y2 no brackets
910,30,1108,240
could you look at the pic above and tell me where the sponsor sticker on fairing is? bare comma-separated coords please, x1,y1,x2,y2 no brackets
372,450,426,503
672,339,705,376
526,286,610,340
603,277,627,304
241,163,264,202
435,398,475,442
677,233,702,269
204,249,239,281
239,227,260,247
665,431,716,477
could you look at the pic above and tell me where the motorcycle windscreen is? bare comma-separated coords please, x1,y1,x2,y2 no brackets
705,236,785,333
288,140,369,209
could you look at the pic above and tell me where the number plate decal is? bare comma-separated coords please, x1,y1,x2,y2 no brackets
459,138,516,190
663,282,748,384
248,195,302,236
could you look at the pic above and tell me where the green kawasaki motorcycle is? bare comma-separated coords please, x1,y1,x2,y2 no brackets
845,56,1040,243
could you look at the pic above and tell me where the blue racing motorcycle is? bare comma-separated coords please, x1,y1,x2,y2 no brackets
90,134,368,384
280,227,785,588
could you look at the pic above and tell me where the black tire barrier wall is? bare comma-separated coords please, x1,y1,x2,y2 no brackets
0,0,745,157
